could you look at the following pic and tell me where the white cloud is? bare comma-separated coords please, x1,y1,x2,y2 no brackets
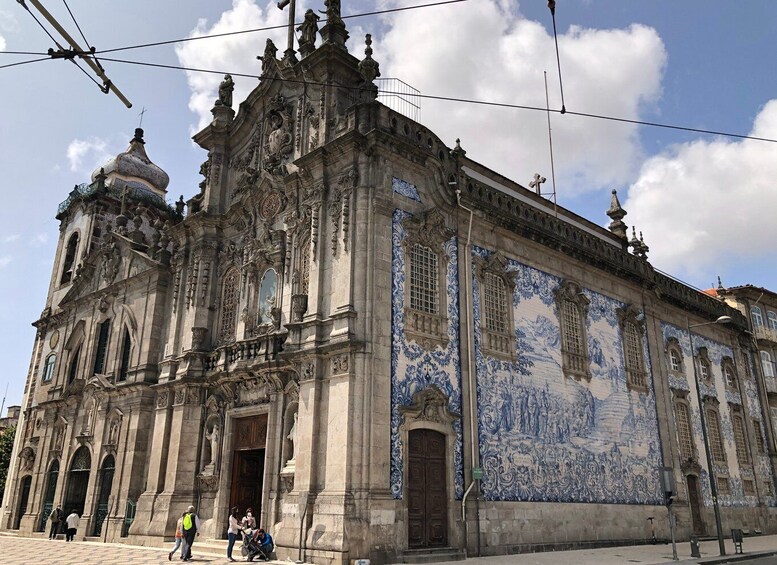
378,1,666,194
175,0,308,131
29,233,49,247
66,137,111,173
0,256,11,269
2,234,20,243
624,100,777,279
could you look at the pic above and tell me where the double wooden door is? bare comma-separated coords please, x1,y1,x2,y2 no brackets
407,429,448,548
229,414,268,520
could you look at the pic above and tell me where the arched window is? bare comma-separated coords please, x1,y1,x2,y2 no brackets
762,351,775,379
218,267,240,344
92,319,111,375
706,409,726,463
42,354,56,383
668,346,683,373
60,233,79,284
555,281,590,381
752,306,764,327
675,401,695,462
731,411,749,465
257,268,278,326
696,349,711,382
118,327,131,382
722,358,737,389
769,311,777,331
68,346,81,384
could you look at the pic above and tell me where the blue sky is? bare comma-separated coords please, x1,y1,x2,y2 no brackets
1,0,775,409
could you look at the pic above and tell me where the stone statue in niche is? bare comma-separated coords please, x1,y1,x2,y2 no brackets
283,411,298,472
203,420,221,473
108,419,120,445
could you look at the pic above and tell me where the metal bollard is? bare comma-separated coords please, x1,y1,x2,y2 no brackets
690,536,701,558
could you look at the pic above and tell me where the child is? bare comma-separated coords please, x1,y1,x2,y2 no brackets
168,511,186,561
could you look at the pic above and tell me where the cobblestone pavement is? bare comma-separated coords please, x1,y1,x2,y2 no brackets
0,535,239,565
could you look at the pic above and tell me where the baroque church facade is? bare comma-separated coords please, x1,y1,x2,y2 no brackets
3,4,777,563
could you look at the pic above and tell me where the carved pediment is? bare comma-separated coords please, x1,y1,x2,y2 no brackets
234,377,271,406
402,208,454,252
400,385,460,427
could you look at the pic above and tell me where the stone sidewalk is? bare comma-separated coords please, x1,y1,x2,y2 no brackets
0,533,775,565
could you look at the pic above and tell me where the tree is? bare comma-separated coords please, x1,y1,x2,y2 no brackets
0,426,17,502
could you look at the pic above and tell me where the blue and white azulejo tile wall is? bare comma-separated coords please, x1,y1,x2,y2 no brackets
390,209,465,500
474,246,663,504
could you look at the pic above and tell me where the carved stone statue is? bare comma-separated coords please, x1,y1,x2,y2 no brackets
257,39,278,75
205,421,220,469
108,419,120,445
324,0,342,25
287,412,298,461
297,9,320,55
218,74,234,107
175,195,185,216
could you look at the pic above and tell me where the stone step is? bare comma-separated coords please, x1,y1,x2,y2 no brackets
398,547,466,564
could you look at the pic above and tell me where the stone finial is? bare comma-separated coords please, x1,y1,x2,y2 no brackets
638,231,649,259
451,138,466,159
529,173,547,195
606,189,628,242
629,227,640,255
132,128,145,144
359,34,380,81
717,275,724,291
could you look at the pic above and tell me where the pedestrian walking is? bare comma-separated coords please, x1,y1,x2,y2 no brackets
48,505,63,539
180,505,201,562
65,509,80,542
227,506,240,562
168,511,186,561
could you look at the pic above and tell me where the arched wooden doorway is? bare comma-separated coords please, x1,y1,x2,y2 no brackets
686,474,704,535
39,460,60,532
14,476,32,530
93,455,115,536
64,447,91,517
407,429,448,548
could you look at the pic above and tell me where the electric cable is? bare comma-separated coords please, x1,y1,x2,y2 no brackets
62,0,106,72
95,55,777,144
547,0,566,114
0,56,50,70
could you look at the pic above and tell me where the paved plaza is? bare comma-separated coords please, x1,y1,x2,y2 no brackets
0,533,776,565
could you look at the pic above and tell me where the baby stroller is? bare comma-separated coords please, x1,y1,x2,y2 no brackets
240,528,274,561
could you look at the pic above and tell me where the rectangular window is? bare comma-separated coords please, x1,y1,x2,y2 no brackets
93,319,111,375
561,300,584,355
676,402,694,461
732,414,749,465
409,244,438,314
743,479,755,496
623,320,646,389
753,419,766,454
707,410,726,463
752,306,764,327
717,477,730,495
483,272,507,333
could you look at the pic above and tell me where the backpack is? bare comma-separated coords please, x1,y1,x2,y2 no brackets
183,512,193,531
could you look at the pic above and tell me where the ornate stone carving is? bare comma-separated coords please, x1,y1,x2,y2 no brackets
331,354,349,375
174,388,186,405
191,327,208,351
400,385,461,427
263,94,294,174
19,446,36,471
301,362,315,381
198,473,219,492
99,239,122,285
290,294,308,322
235,378,270,406
156,391,169,409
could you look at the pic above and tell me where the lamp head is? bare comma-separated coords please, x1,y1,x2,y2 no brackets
715,315,732,325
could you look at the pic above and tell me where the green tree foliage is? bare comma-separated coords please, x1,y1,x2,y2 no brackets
0,426,17,502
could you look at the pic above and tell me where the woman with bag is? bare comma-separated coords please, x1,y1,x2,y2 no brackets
227,506,240,562
168,511,186,561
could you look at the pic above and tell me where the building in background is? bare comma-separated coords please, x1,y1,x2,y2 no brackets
0,407,20,431
1,5,775,563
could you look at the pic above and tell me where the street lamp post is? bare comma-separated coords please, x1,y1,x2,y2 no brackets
687,315,731,556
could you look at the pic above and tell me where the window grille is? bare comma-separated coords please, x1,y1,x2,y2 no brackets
732,414,749,465
707,410,726,463
717,476,730,495
676,402,694,461
300,245,310,295
744,479,756,496
753,419,766,454
483,272,507,333
219,268,240,344
623,320,646,388
699,359,710,381
561,300,585,355
409,243,438,314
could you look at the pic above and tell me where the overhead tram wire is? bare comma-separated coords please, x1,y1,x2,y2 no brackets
62,0,106,73
16,0,105,90
94,55,777,145
90,0,470,56
0,56,50,70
